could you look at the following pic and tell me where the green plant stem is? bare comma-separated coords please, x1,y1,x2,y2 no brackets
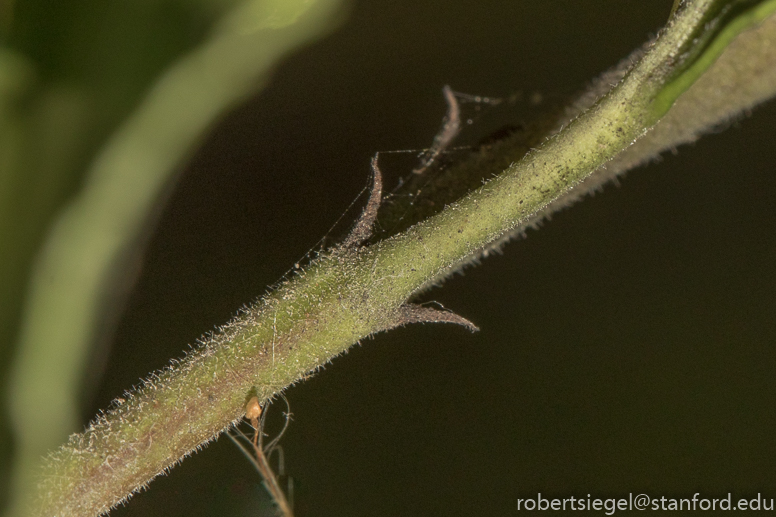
32,1,776,516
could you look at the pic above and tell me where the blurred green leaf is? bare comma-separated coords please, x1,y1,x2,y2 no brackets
1,0,349,515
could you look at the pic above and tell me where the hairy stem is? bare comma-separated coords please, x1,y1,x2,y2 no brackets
33,1,776,515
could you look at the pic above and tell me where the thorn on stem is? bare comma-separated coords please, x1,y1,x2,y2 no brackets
342,154,383,248
413,85,461,175
394,303,479,332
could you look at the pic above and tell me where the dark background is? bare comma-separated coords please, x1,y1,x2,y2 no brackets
87,0,776,515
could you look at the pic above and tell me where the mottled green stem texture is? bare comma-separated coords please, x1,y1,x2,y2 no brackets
33,1,776,515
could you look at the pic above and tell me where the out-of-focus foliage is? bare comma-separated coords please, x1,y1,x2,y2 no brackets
0,0,348,515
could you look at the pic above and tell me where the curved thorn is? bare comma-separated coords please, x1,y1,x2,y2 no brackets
342,154,383,248
394,303,479,332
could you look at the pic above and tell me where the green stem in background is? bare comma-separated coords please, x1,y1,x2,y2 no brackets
25,0,776,515
652,0,776,117
4,0,349,516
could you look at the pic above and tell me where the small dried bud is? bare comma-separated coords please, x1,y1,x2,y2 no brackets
245,396,262,421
